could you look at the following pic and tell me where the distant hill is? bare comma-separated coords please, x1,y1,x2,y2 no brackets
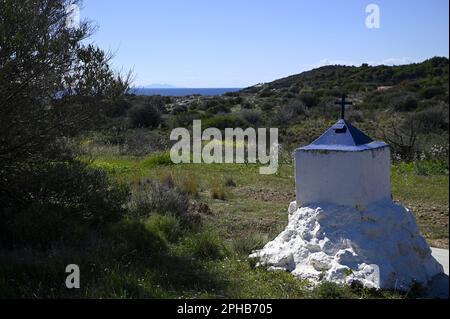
242,57,449,95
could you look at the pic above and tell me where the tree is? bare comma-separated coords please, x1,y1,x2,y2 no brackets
382,117,417,161
0,0,131,246
0,1,131,166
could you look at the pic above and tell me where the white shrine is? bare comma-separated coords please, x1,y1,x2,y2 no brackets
250,96,444,290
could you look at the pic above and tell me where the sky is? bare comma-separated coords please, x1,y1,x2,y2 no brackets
81,0,449,88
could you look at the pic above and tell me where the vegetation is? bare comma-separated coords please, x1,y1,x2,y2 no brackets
0,0,447,299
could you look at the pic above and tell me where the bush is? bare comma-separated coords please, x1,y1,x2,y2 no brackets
206,103,231,115
272,99,305,125
118,129,170,156
224,177,237,187
240,109,263,126
299,92,318,108
184,231,227,260
232,233,269,255
128,179,189,220
390,94,418,112
412,103,449,132
414,160,449,176
141,151,173,168
419,86,445,99
104,98,132,117
231,97,243,105
146,214,185,243
260,101,274,111
0,161,129,249
382,117,418,161
128,102,161,128
108,220,167,261
171,104,188,115
312,282,353,299
346,110,365,122
259,89,274,98
178,174,200,197
241,101,255,109
202,114,247,130
211,182,227,200
167,111,200,129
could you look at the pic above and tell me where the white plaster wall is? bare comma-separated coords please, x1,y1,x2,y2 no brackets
250,200,444,290
295,146,391,207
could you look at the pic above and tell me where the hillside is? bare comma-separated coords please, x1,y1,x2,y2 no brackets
242,57,449,95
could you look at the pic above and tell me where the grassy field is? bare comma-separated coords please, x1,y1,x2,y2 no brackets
77,153,450,298
1,150,447,299
91,152,449,248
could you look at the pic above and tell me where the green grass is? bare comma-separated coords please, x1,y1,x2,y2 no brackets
102,154,447,291
392,162,448,204
391,161,449,248
87,154,448,248
2,153,446,299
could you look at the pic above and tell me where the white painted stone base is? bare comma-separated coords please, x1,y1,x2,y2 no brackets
250,200,444,290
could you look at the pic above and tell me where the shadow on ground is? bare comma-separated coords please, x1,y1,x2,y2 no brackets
427,273,449,299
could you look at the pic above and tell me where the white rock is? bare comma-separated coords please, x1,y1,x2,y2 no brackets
249,200,444,290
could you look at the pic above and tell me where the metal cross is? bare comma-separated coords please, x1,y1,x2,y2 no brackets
335,95,352,119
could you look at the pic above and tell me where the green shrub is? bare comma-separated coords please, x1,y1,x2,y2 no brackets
0,161,129,249
203,114,247,130
224,177,237,187
0,203,91,250
206,103,231,115
211,182,227,200
391,94,418,112
178,174,200,197
128,179,189,220
231,96,243,105
414,160,449,176
104,98,132,117
171,104,187,115
167,111,200,128
240,109,262,126
299,92,318,107
146,214,185,243
128,102,161,128
118,129,168,156
141,151,173,167
272,99,306,124
312,282,353,299
412,103,449,132
420,86,445,99
160,173,175,188
260,101,274,111
259,89,274,98
108,219,167,260
184,231,227,260
232,233,270,256
241,101,255,109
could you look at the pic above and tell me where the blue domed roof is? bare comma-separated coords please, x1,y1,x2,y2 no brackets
299,119,388,151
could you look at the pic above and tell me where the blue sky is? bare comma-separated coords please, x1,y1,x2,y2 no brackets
81,0,449,88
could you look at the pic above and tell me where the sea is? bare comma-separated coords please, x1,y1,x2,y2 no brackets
130,88,241,97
